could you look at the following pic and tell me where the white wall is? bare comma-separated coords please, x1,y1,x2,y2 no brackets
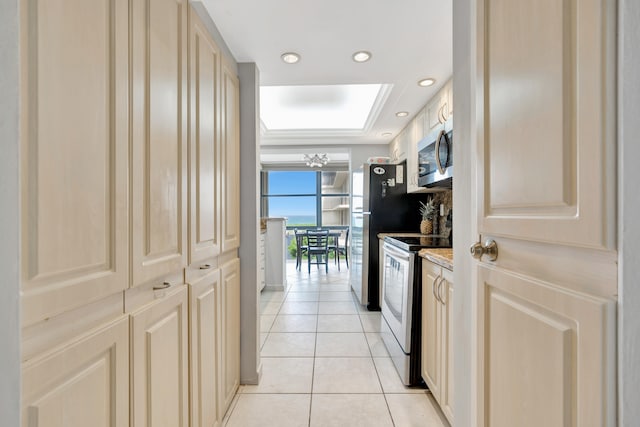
238,63,262,384
619,0,640,424
0,0,21,425
451,0,474,425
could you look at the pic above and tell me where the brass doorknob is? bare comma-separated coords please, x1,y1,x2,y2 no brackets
470,239,498,261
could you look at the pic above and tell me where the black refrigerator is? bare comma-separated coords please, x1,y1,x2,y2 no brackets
350,161,426,310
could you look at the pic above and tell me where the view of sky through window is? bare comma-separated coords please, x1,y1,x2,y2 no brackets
266,171,317,225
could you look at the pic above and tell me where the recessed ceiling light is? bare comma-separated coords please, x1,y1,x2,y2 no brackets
396,111,409,117
418,78,436,87
352,51,372,63
281,52,300,64
382,132,392,137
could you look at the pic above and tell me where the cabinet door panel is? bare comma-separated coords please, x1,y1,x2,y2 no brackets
189,8,221,265
189,270,221,427
221,63,240,252
478,266,614,427
220,258,240,415
20,0,129,326
478,0,614,249
131,287,189,427
132,0,188,286
421,260,441,397
440,268,454,423
22,316,129,427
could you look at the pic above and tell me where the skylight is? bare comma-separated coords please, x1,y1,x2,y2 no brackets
260,84,383,130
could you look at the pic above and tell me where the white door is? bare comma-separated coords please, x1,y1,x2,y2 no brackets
473,0,617,426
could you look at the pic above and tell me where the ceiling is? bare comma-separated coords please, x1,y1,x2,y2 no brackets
201,0,452,159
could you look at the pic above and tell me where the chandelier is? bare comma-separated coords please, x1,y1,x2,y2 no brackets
303,153,329,168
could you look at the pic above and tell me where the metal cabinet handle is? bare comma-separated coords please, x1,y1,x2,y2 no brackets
438,276,447,305
470,238,498,262
153,281,171,290
199,263,212,270
432,275,441,303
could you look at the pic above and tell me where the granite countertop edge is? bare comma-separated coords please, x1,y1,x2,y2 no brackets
419,248,454,271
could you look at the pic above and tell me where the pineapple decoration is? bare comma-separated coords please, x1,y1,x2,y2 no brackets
419,199,436,235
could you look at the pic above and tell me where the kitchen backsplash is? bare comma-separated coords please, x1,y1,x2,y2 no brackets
429,190,452,238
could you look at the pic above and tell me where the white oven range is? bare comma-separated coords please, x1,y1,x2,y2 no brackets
380,235,451,386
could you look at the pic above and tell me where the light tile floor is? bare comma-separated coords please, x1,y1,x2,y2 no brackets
223,260,449,427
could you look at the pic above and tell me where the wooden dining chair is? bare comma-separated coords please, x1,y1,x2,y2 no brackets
294,229,308,271
306,230,329,273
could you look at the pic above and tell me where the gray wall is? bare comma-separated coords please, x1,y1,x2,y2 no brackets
0,0,21,425
238,63,261,384
349,145,390,174
619,0,640,424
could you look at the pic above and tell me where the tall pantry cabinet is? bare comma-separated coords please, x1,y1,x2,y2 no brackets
19,1,241,426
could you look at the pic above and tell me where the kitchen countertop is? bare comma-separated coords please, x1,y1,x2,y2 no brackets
419,248,454,270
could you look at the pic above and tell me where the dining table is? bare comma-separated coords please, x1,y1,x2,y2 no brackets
294,228,345,271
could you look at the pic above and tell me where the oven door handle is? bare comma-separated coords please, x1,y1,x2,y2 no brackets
383,242,412,262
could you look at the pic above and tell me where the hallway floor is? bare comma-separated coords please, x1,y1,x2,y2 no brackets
222,260,448,426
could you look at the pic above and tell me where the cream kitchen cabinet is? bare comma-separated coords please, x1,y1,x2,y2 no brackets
426,80,452,136
188,7,223,267
19,0,130,328
21,316,130,427
259,231,266,292
131,286,189,427
422,259,453,424
131,0,189,288
264,217,288,291
407,109,427,194
220,258,241,415
189,269,222,427
389,128,408,163
20,1,242,425
221,60,241,253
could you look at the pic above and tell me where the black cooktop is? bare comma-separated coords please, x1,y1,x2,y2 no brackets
384,235,452,252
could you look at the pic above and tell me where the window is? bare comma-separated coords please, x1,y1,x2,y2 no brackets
261,170,350,228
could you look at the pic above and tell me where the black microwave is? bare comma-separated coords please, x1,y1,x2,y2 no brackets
417,129,453,188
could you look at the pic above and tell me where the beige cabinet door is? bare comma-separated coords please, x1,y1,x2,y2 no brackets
20,0,129,326
221,61,240,253
440,268,454,423
189,7,222,266
407,111,426,194
474,0,617,425
421,260,441,398
22,316,129,427
219,258,240,415
421,260,453,424
131,0,188,287
189,270,221,427
426,93,445,134
131,287,189,427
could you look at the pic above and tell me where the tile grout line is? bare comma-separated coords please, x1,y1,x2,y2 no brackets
308,291,320,427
